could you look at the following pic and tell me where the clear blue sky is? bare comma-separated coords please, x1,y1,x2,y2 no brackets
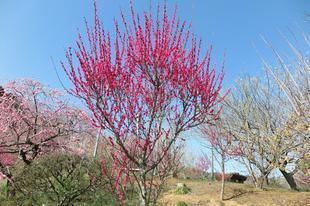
0,0,309,87
0,0,309,172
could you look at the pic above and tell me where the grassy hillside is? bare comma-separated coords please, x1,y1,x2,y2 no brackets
1,178,309,205
159,178,310,206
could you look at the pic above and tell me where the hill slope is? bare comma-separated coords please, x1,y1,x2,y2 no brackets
159,179,310,206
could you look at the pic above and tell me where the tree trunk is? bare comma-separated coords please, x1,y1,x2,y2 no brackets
265,175,269,186
258,172,268,189
172,170,178,178
279,169,298,191
242,158,258,188
140,187,147,206
211,147,215,181
220,155,225,201
93,129,101,158
139,168,148,206
6,180,13,198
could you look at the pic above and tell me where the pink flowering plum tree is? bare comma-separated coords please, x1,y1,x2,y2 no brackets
62,2,226,205
0,79,90,190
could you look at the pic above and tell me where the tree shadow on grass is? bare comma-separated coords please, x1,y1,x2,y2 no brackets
224,188,255,201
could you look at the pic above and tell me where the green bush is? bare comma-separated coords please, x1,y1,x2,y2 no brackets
0,180,15,206
219,201,225,206
174,185,191,195
176,201,188,206
0,181,7,201
12,153,119,206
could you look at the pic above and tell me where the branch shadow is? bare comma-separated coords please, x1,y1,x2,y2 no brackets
224,189,255,201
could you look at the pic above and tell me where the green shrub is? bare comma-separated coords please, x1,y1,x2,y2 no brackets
0,181,7,201
174,185,191,195
13,153,118,206
176,201,188,206
219,201,225,206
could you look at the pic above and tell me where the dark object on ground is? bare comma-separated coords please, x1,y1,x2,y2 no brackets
215,173,247,183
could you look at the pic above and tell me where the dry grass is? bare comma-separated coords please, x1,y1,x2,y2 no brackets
158,178,310,206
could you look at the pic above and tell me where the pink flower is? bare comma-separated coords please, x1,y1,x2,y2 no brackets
195,155,211,173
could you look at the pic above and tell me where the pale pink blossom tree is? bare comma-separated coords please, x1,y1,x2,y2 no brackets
0,79,90,191
195,155,211,176
62,2,226,205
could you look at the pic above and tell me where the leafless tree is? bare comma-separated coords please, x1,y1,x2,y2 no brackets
223,74,307,190
261,34,310,189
